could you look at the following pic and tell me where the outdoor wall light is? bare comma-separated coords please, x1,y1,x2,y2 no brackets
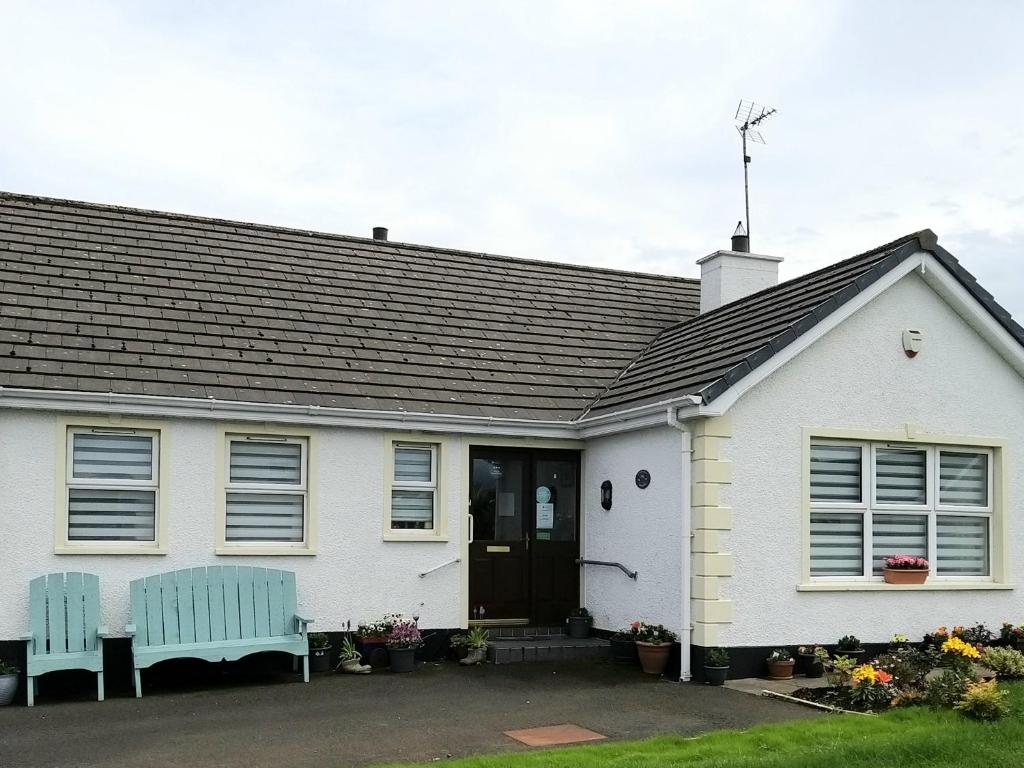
600,480,613,510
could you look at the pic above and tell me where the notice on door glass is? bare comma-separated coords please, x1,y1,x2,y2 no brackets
536,502,554,529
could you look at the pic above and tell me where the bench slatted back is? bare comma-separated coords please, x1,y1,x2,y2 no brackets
129,567,299,648
29,572,101,655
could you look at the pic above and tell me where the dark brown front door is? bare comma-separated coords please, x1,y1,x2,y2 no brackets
469,447,580,625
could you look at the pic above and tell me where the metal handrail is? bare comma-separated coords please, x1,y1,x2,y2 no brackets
419,557,461,578
576,558,638,580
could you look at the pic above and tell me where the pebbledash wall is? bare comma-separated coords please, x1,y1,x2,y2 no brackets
582,425,685,638
0,411,472,639
718,271,1024,650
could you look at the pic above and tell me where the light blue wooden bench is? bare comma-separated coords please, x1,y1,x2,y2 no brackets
21,572,108,707
126,566,313,698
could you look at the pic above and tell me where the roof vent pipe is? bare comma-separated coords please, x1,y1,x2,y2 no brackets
372,227,388,241
731,221,749,253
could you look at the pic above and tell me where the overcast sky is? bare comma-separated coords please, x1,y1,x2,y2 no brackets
2,1,1022,317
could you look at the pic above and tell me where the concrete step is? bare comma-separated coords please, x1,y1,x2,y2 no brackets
487,636,610,664
489,626,567,641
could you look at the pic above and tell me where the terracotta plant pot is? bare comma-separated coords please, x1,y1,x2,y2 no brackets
766,659,795,680
635,641,672,675
883,568,928,585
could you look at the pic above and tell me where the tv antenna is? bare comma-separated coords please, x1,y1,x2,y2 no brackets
734,99,776,245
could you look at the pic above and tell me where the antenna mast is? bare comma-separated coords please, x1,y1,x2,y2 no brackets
734,100,776,245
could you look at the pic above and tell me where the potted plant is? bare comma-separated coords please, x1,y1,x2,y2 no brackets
307,632,332,674
567,607,593,639
459,627,489,666
449,632,472,660
889,633,911,650
766,648,795,679
836,635,865,660
825,653,857,686
386,619,422,673
882,554,929,585
336,636,372,674
704,647,730,685
632,621,677,676
610,628,640,665
357,614,399,667
0,662,18,706
797,645,828,678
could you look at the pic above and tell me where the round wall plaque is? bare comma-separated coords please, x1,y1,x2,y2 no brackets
635,469,651,489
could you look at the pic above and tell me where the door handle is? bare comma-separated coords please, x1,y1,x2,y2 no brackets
525,532,530,551
468,513,474,544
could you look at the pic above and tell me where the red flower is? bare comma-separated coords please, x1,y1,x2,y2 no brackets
875,670,893,685
631,621,641,629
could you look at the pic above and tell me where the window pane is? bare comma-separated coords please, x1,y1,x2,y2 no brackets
939,452,989,507
391,489,435,529
810,444,862,503
229,441,302,485
937,515,990,576
810,512,864,576
394,446,432,483
226,492,304,541
68,489,156,541
875,448,927,504
72,433,153,481
871,514,928,575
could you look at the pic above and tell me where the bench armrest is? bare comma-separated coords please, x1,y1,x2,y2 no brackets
295,614,314,626
124,624,137,637
96,626,111,639
18,633,32,642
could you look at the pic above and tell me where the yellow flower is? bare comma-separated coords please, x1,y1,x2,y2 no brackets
851,664,877,685
941,636,981,659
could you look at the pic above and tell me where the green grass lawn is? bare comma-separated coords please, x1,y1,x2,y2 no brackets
378,682,1024,768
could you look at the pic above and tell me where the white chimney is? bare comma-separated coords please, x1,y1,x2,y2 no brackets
697,223,782,313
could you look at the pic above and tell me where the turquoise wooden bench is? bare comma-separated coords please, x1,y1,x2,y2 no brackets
20,572,108,707
126,566,313,698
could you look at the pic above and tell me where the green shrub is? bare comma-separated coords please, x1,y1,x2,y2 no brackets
874,646,941,690
982,647,1024,679
308,632,330,649
705,647,729,667
925,670,970,709
955,679,1009,720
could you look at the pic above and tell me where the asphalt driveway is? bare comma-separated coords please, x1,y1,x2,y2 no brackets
0,660,817,768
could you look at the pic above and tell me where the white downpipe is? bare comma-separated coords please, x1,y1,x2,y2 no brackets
666,406,692,682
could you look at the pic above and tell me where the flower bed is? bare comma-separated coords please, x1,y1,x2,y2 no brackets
787,622,1019,720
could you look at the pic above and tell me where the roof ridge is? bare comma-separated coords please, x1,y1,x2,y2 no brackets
0,190,699,286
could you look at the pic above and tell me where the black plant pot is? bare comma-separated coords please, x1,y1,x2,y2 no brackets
567,616,593,639
309,646,332,674
389,647,416,673
358,638,390,668
704,665,729,686
610,637,639,665
798,653,824,678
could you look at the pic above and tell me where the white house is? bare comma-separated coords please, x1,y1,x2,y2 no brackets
2,191,1023,682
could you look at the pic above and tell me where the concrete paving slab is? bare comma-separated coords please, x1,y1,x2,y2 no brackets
504,723,607,746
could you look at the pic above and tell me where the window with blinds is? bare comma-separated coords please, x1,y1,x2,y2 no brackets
225,437,306,543
66,430,158,542
390,444,437,530
808,439,993,580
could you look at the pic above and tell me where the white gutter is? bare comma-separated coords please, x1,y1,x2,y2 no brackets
0,387,708,439
666,405,693,682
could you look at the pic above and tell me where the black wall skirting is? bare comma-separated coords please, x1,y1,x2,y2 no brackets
689,642,893,682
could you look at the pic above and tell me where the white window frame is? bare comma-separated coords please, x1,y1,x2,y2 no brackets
384,439,447,541
57,422,166,555
809,438,995,584
216,432,314,555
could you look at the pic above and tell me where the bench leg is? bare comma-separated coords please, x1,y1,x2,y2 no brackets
97,671,105,703
134,668,143,699
302,655,309,683
292,656,298,673
26,676,35,707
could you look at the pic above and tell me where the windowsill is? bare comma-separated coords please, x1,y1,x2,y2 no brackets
55,544,167,555
798,581,1014,592
215,545,316,556
382,533,448,543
